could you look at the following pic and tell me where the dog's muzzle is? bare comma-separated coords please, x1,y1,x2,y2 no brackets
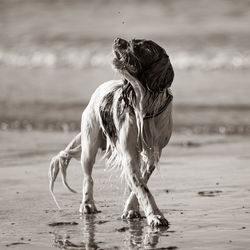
114,38,128,49
113,38,129,60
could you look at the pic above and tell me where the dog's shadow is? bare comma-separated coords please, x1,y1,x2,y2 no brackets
52,214,169,249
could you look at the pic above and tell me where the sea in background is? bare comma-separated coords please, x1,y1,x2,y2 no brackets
0,0,250,134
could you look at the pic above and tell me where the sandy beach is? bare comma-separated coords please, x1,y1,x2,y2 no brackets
0,130,249,249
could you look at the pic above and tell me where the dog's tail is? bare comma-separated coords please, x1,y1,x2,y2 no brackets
48,133,82,209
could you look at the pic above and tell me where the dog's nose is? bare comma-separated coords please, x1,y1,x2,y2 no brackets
114,38,122,44
114,38,127,48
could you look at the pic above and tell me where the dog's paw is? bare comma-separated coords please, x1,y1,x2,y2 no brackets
79,203,99,214
121,210,141,220
147,214,169,228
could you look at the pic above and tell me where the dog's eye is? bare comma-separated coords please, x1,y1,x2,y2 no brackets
141,46,152,56
133,43,141,50
144,48,151,54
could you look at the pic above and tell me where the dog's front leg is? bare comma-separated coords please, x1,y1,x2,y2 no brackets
122,164,155,219
123,149,162,219
119,116,168,227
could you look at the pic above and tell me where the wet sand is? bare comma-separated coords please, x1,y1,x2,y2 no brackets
0,131,250,249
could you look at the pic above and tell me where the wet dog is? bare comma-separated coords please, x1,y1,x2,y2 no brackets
49,38,174,227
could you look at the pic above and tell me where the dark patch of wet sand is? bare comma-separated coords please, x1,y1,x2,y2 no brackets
0,131,250,249
198,190,222,197
48,221,78,227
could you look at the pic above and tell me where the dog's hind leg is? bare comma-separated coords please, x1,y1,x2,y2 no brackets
79,110,102,214
119,116,168,227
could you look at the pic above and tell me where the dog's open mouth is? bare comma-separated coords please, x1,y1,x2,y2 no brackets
112,46,128,71
114,50,123,60
113,38,129,61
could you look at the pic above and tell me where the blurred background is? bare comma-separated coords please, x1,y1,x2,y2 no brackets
1,0,250,134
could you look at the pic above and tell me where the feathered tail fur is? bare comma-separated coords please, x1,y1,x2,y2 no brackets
48,133,81,209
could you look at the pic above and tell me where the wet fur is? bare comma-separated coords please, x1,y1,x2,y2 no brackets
49,38,174,227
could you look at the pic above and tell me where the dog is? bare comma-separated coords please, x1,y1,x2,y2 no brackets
49,38,174,228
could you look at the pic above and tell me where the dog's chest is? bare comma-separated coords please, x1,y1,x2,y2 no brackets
143,105,173,149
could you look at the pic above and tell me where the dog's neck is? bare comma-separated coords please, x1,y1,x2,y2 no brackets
123,72,169,117
142,90,167,117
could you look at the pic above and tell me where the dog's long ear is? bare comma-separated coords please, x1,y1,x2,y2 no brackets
143,54,174,92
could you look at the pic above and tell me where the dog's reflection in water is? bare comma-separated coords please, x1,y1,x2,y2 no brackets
81,214,99,250
52,215,165,249
125,220,161,249
52,215,98,249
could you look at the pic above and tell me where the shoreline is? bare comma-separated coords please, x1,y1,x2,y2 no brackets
0,110,250,136
1,120,250,136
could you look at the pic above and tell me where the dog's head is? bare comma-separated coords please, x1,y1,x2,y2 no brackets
113,38,174,92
